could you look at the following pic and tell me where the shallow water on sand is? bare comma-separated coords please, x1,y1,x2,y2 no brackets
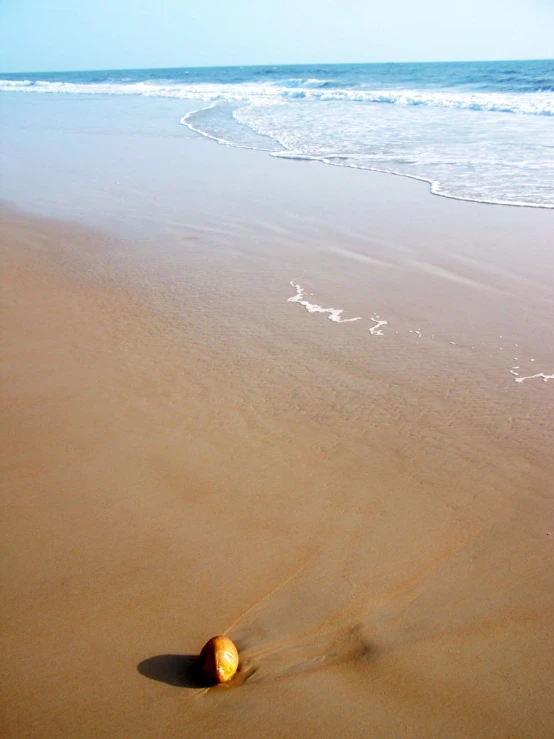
1,92,553,738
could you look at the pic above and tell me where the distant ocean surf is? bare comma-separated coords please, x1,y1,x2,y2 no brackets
2,60,553,207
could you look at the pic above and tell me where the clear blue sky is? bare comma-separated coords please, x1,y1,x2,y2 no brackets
1,0,553,73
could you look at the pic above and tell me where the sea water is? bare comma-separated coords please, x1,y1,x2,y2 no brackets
1,60,553,207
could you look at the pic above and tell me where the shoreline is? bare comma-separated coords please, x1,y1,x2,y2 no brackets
2,59,553,210
180,111,554,211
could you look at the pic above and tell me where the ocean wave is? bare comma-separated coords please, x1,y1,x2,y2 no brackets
281,78,337,89
0,79,32,87
279,88,554,115
1,78,552,116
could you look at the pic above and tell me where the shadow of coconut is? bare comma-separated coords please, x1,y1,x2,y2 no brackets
137,654,207,689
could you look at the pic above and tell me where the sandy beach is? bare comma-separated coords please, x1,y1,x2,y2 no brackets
1,92,554,737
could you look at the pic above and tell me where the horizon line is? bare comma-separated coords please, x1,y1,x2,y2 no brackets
1,57,553,76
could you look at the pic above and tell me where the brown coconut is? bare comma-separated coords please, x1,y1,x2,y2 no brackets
199,635,239,684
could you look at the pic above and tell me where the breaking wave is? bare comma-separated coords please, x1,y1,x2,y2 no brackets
1,77,553,116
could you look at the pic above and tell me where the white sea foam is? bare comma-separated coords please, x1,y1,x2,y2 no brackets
510,367,554,383
287,285,552,382
287,282,361,323
368,315,387,336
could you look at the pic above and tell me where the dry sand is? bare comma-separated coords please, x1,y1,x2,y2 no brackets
1,170,553,739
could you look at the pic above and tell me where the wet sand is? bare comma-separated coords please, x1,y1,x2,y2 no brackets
1,134,554,736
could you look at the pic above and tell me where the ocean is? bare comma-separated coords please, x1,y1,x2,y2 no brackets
1,59,553,208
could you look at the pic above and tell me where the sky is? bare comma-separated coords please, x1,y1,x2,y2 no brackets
1,0,553,73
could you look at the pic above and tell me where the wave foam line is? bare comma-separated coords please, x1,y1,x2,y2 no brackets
180,105,236,146
319,157,554,210
509,367,554,383
287,282,361,323
180,106,278,152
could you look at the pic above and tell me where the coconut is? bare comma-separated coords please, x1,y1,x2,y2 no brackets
199,635,239,684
